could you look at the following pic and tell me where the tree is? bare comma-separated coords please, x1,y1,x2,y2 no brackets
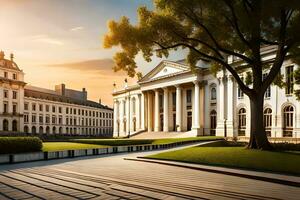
103,0,300,150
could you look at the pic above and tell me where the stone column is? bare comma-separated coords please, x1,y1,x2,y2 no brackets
147,91,153,132
119,100,124,135
136,94,141,130
113,100,119,136
126,97,130,136
141,92,146,130
163,87,169,132
176,85,182,132
154,89,160,132
227,75,234,137
130,97,134,133
199,82,206,135
216,76,225,136
193,81,200,134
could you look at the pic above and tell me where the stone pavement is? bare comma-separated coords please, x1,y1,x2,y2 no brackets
130,131,197,139
0,142,299,200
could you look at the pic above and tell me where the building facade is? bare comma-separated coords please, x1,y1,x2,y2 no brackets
113,47,300,139
0,51,113,136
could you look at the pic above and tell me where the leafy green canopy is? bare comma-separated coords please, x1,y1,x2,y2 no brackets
104,0,300,97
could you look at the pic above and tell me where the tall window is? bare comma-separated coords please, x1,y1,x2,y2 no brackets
46,105,49,112
12,91,17,99
24,114,29,123
285,66,294,95
12,120,17,131
13,73,17,80
211,87,216,100
39,104,43,111
263,73,271,98
4,72,8,78
13,104,17,114
283,105,294,137
3,102,8,113
24,103,28,110
3,90,8,98
238,77,244,98
132,98,136,115
186,90,192,103
32,103,36,111
39,115,43,123
3,119,8,131
238,108,246,136
32,115,36,123
263,108,272,137
210,110,217,136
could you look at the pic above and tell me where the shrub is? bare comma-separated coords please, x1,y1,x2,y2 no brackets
0,137,43,154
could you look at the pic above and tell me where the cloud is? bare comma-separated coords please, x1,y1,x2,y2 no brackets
70,26,84,31
47,58,126,76
31,34,64,46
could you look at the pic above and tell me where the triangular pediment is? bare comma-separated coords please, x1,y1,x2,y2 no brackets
139,60,190,83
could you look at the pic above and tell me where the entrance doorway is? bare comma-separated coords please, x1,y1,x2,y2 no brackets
173,113,176,131
160,114,163,131
187,111,192,131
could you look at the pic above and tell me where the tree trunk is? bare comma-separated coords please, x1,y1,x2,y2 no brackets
247,94,273,150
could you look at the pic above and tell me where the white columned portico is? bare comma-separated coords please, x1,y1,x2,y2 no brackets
175,85,182,132
113,100,119,135
192,81,200,134
163,87,169,132
154,89,160,132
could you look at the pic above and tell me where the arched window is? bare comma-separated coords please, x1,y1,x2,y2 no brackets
32,126,36,134
283,105,294,137
52,126,56,134
66,127,69,134
46,126,50,134
132,97,136,115
3,119,8,131
12,120,18,132
59,127,62,134
39,126,43,134
211,87,217,100
24,126,29,134
210,110,217,135
238,108,246,136
263,108,272,137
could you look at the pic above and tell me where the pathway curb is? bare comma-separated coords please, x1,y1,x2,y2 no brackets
124,157,300,188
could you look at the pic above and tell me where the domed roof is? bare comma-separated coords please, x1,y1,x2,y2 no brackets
0,51,21,71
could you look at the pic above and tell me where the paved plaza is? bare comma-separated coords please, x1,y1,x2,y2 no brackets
0,144,299,200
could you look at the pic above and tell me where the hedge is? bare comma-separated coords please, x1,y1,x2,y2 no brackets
0,137,43,154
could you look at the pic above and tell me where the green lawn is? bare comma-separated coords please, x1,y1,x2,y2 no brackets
42,142,107,152
146,141,300,175
71,136,222,146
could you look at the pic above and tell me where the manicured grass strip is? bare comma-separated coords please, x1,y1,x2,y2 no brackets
42,142,107,152
71,136,223,146
146,141,300,175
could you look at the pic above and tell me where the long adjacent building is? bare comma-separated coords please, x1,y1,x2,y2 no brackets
113,46,300,140
0,51,113,136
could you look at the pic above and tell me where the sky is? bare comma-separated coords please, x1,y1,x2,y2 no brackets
0,0,184,106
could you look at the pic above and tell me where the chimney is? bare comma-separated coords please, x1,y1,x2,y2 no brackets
124,78,128,89
82,88,87,100
113,82,116,92
10,53,14,62
0,51,4,59
99,98,101,104
55,83,65,96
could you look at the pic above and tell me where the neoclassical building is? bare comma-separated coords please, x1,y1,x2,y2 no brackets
113,46,300,139
0,51,113,136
